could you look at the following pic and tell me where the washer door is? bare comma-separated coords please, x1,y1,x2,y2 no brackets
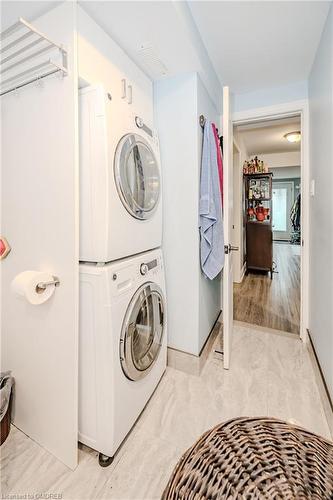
120,282,165,381
114,133,160,220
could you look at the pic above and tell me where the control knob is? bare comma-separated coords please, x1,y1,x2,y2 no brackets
140,263,149,275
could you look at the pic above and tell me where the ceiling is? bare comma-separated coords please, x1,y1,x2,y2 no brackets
79,1,200,79
1,1,332,98
236,117,301,154
0,1,60,29
0,1,221,107
189,1,331,93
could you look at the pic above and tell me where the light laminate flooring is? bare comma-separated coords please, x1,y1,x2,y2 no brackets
1,323,330,500
234,243,300,334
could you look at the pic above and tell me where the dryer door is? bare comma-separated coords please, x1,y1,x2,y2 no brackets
120,282,165,381
114,133,160,220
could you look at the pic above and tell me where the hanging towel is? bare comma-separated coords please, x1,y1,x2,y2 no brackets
212,124,223,204
199,120,225,280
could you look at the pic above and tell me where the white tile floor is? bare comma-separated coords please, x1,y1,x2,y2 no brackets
1,323,331,500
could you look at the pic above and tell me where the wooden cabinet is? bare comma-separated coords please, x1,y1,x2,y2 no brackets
246,221,273,274
244,173,273,278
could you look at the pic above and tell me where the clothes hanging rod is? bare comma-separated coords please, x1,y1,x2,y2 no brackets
0,60,66,96
1,67,62,96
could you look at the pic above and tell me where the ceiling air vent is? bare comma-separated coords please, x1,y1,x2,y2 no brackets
137,42,168,78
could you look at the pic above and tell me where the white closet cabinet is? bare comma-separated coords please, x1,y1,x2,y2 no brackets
78,7,153,129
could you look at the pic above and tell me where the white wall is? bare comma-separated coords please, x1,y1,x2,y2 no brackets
197,75,221,351
155,72,221,356
154,73,198,355
308,3,333,399
173,2,222,111
256,151,301,169
270,166,301,179
234,80,308,113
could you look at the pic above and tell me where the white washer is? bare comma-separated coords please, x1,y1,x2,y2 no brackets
79,84,162,263
78,248,167,463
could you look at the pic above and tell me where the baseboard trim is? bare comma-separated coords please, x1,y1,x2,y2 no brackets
199,311,221,356
307,329,333,438
167,311,222,376
240,263,246,282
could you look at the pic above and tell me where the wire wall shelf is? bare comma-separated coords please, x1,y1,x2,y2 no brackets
0,18,68,96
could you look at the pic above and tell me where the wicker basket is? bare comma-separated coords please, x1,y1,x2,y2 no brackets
0,393,12,446
162,417,333,499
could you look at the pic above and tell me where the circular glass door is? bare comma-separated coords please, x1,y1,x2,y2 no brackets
120,282,165,381
114,133,160,220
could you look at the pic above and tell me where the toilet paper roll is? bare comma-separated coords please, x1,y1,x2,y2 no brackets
11,271,56,305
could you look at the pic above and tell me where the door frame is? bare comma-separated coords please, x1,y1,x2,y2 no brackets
272,180,295,241
231,138,244,283
233,99,309,342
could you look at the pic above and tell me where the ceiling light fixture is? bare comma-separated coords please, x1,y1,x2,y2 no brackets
284,131,301,143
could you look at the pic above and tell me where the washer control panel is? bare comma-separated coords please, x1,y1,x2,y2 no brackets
139,258,158,276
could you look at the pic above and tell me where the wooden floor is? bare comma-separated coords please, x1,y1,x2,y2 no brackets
234,243,300,334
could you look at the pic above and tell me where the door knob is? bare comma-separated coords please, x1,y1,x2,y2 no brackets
224,244,239,254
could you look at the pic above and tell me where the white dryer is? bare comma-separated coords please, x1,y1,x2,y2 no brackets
78,248,167,465
79,84,162,263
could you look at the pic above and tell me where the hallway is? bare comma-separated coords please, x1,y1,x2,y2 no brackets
234,243,300,334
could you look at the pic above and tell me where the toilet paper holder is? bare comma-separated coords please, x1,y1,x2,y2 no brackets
36,276,60,293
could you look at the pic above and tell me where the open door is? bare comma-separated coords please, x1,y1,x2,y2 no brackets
0,4,78,469
222,86,236,369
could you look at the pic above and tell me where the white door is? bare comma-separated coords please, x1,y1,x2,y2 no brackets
1,3,78,469
222,86,235,369
272,181,294,240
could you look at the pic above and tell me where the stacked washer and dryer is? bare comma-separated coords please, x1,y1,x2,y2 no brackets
78,85,167,466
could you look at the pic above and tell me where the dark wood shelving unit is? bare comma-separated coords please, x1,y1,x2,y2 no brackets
244,172,273,278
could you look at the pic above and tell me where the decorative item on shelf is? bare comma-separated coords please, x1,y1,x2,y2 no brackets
255,204,265,222
247,178,271,201
243,155,267,174
247,203,255,220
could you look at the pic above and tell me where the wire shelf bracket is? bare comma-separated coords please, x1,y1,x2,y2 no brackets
0,17,68,96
